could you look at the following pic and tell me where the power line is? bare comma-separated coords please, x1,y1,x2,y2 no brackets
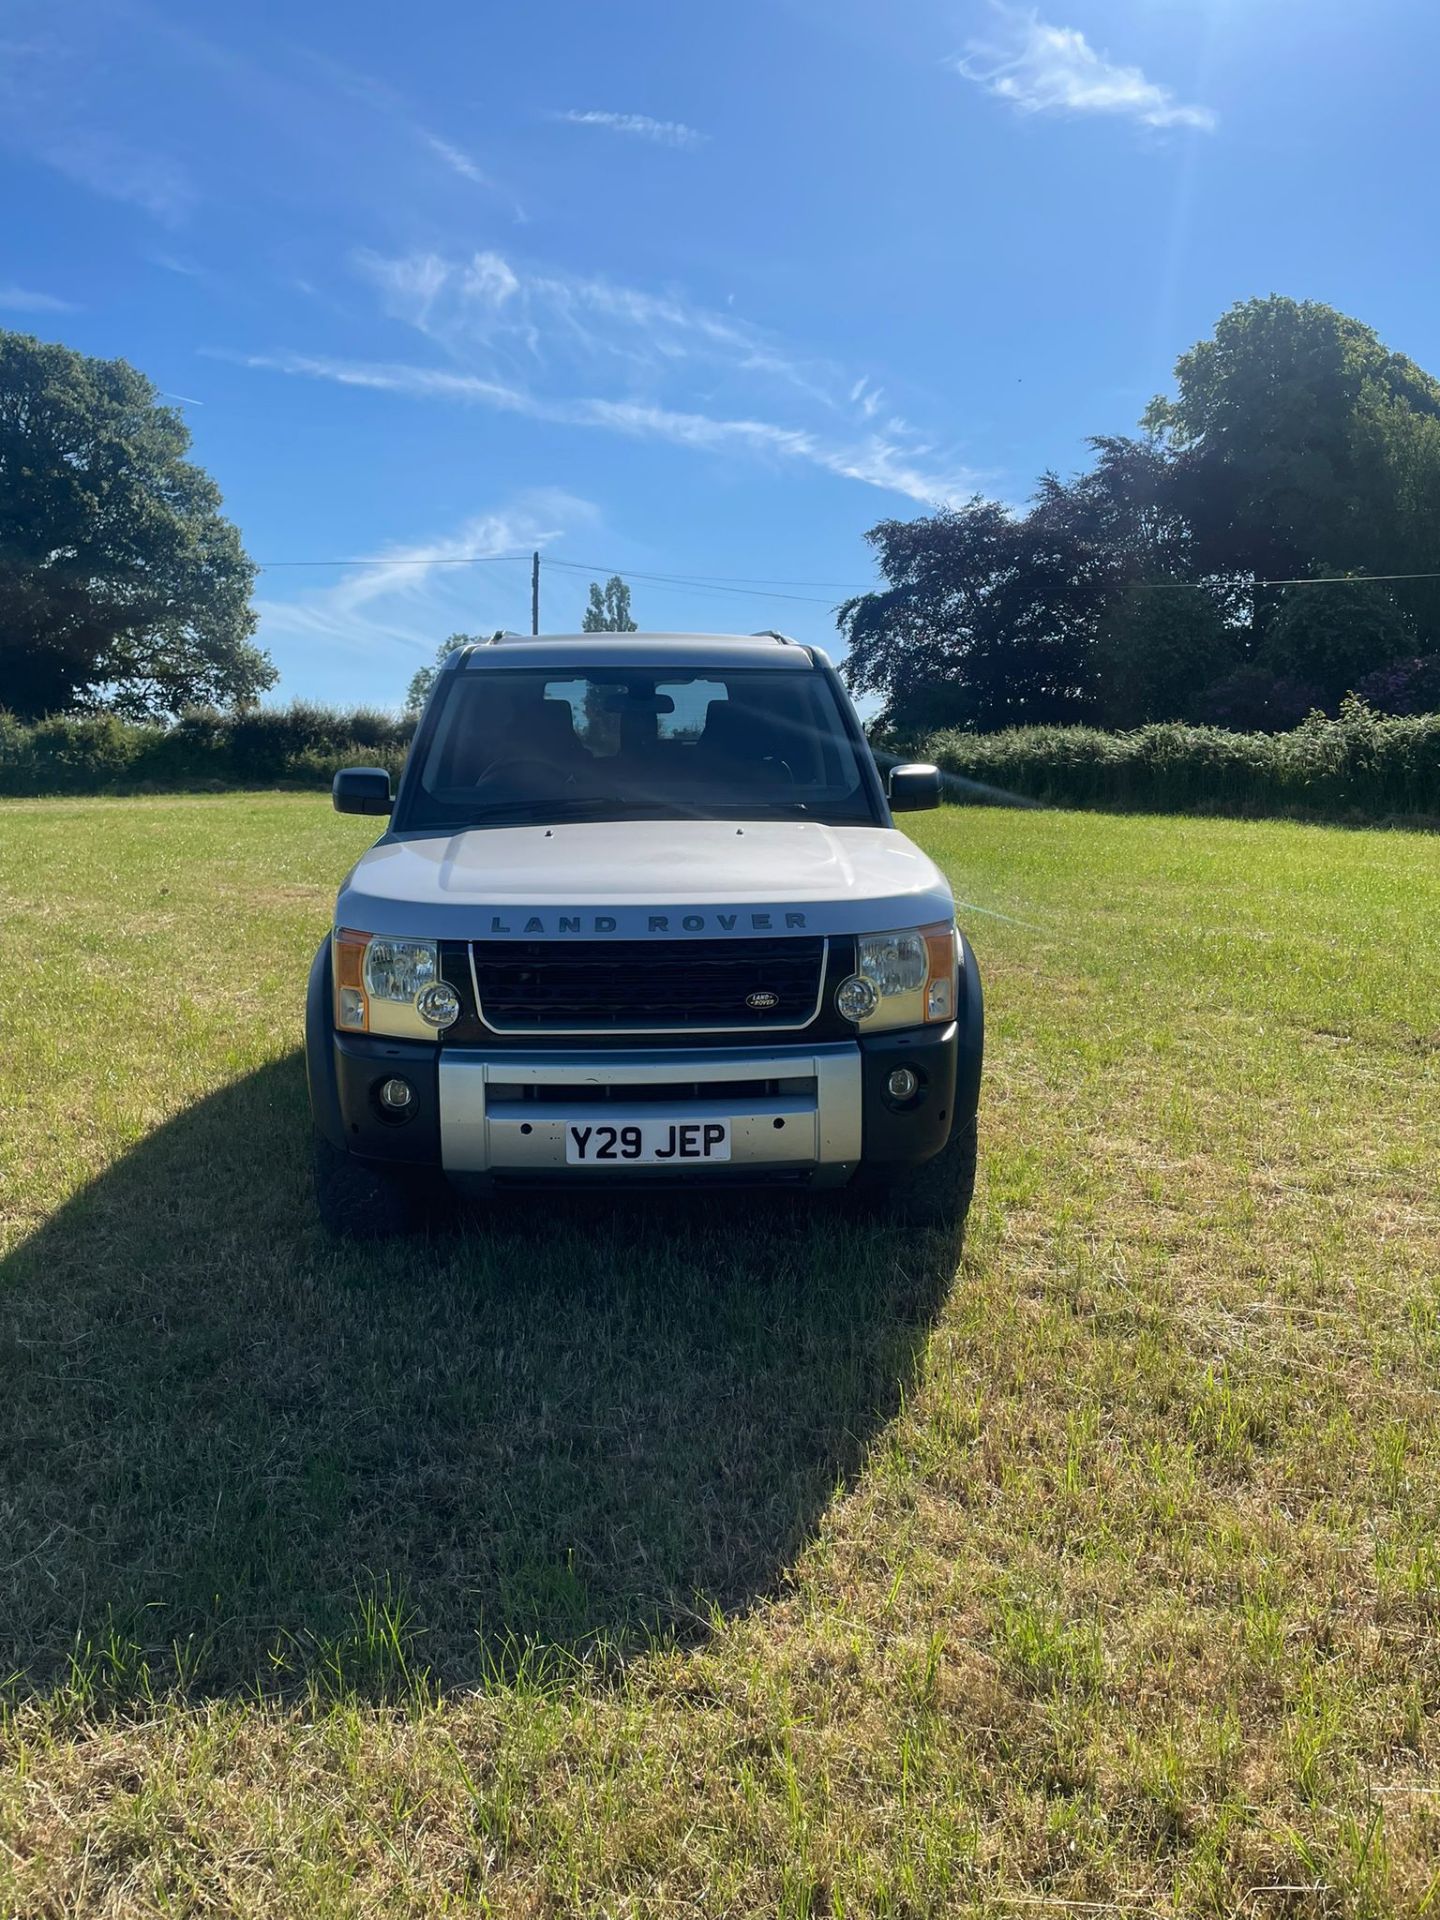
252,550,877,600
540,557,878,594
255,551,878,592
1252,569,1440,587
252,547,1440,594
256,553,527,570
252,552,858,607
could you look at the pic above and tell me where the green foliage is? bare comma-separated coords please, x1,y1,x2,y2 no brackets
1190,664,1324,732
1145,296,1440,589
1258,575,1415,701
844,297,1440,732
1094,583,1238,726
404,633,479,716
0,329,271,720
911,698,1440,821
582,576,638,632
0,702,414,795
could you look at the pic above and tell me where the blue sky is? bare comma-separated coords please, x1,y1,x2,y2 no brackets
1,0,1430,709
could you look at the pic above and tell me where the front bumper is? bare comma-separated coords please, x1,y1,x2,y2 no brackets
324,1024,959,1191
306,933,982,1193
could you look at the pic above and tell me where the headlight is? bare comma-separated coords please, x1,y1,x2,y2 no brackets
333,930,452,1039
858,931,928,996
364,937,439,1002
836,922,957,1031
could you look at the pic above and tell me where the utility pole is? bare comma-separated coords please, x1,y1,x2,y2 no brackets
531,550,540,635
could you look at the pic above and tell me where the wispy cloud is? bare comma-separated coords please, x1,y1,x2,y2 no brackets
351,246,841,408
44,135,198,220
150,253,206,279
2,123,195,223
0,284,77,313
957,8,1216,133
422,132,490,186
553,110,707,150
0,31,198,223
223,242,980,504
308,49,525,214
255,492,595,662
223,349,978,506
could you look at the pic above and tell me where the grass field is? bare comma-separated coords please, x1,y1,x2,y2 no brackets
2,793,1439,1917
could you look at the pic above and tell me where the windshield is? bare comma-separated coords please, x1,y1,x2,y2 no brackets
397,665,881,831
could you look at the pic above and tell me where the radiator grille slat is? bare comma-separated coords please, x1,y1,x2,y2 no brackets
469,937,827,1033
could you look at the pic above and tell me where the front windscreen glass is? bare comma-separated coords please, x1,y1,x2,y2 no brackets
399,665,879,829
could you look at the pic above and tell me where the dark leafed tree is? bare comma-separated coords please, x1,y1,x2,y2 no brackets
839,441,1195,733
582,576,638,632
0,331,272,720
838,498,1111,734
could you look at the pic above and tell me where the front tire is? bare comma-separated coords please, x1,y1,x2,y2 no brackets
855,1115,978,1231
312,1129,428,1239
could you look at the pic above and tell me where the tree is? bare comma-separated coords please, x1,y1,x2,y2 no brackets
839,441,1196,733
0,331,271,720
1094,583,1238,727
1258,575,1415,703
582,576,638,632
1191,667,1325,733
1145,296,1440,616
404,633,482,715
840,297,1440,733
838,498,1112,733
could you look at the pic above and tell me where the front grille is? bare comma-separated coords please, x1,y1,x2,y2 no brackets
468,937,827,1033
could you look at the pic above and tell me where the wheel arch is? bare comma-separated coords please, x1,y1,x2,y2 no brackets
956,929,984,1126
305,936,347,1149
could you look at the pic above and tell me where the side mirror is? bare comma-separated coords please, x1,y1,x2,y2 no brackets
888,763,942,812
333,767,393,816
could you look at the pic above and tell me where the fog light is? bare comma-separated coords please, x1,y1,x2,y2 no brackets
836,973,879,1022
886,1066,919,1102
416,981,461,1028
379,1077,413,1111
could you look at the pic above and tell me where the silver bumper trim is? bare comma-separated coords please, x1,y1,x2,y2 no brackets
438,1043,863,1174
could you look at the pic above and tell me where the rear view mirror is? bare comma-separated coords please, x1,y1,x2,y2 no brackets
599,691,676,714
333,767,393,816
888,763,942,812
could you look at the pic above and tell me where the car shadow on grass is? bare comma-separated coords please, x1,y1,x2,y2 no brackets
0,1051,962,1705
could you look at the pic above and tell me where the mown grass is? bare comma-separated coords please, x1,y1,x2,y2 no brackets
1,792,1439,1916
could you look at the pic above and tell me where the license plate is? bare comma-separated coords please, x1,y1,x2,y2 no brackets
565,1119,732,1165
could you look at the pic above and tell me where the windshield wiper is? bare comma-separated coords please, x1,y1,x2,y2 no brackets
445,795,646,826
417,794,875,829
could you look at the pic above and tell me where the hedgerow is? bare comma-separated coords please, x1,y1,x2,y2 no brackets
5,697,1438,823
906,699,1440,822
0,704,414,796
